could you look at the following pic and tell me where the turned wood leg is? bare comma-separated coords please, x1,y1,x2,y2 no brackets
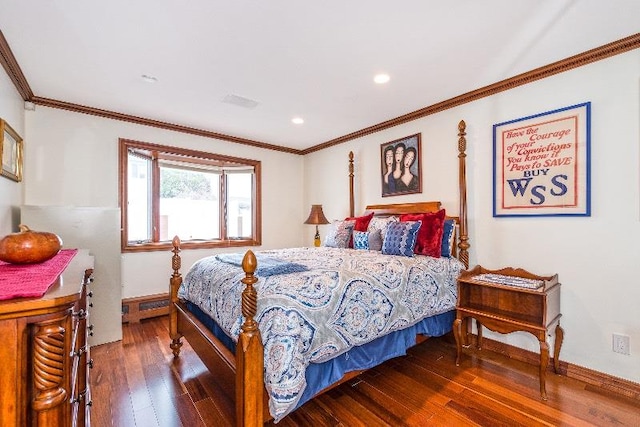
476,319,483,350
453,318,463,366
539,339,549,400
170,337,183,357
553,324,564,373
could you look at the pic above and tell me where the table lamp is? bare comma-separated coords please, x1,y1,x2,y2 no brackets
304,204,330,247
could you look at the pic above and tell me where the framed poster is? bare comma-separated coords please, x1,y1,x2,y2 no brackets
0,119,23,182
380,133,422,197
493,102,591,217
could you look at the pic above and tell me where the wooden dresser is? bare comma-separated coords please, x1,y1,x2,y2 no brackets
0,250,94,426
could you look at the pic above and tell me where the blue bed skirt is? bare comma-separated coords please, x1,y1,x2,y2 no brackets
185,301,454,411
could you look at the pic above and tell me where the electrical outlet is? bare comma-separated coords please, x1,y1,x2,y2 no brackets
612,333,630,355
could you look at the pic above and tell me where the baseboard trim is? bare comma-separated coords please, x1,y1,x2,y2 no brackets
119,297,640,401
475,335,640,402
122,293,169,323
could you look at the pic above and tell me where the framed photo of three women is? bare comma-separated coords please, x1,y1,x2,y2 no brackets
381,133,421,197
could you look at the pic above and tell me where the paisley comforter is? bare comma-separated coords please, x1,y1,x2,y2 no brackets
178,246,463,422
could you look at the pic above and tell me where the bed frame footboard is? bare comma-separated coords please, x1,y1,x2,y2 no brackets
169,236,183,357
169,236,266,426
236,250,264,426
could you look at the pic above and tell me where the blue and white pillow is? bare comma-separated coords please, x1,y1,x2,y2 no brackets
441,219,456,257
366,215,398,238
381,220,422,257
323,220,355,248
353,229,383,251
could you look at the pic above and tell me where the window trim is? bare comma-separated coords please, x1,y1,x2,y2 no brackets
118,138,262,253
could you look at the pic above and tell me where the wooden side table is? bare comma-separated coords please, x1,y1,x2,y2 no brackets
453,265,564,400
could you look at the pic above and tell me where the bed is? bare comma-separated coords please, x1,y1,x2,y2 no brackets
169,120,470,426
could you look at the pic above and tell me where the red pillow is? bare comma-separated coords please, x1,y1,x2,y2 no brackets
345,212,374,248
399,209,445,257
345,211,374,232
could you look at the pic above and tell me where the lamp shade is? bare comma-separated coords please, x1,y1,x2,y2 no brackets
304,205,330,225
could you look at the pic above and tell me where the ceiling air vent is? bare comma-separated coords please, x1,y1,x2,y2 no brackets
221,94,259,109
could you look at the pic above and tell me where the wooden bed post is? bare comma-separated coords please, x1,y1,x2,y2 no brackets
348,151,355,217
457,120,470,269
169,236,183,357
236,250,264,427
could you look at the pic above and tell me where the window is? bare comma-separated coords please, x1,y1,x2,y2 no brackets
119,138,261,252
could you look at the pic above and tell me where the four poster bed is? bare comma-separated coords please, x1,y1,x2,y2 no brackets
169,120,470,426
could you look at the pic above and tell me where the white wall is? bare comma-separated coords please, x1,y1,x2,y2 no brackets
23,107,306,300
8,44,640,384
304,50,640,384
0,66,24,235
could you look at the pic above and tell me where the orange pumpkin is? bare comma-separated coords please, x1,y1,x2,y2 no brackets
0,225,63,264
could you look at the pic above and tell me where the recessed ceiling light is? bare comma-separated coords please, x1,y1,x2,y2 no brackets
141,74,158,83
374,73,390,84
292,117,304,125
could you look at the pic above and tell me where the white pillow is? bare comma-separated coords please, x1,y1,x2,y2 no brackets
366,215,398,239
323,220,355,248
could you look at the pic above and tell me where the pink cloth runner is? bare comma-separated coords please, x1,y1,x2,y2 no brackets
0,249,78,301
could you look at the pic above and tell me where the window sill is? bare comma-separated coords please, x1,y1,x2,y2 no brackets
122,238,261,253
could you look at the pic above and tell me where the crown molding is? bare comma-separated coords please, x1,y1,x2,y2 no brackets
30,96,303,155
1,30,638,155
302,32,640,154
0,30,33,100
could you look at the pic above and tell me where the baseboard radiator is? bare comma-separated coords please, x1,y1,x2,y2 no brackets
122,293,170,323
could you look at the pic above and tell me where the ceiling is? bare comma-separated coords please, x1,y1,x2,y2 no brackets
0,1,639,152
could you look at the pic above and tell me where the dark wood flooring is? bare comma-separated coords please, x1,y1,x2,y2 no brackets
90,316,639,426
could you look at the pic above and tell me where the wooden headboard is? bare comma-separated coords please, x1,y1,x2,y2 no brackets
363,201,442,216
347,120,469,268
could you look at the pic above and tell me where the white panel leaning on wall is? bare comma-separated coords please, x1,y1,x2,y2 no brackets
20,205,122,346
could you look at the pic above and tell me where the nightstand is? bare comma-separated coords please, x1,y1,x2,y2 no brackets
453,265,564,400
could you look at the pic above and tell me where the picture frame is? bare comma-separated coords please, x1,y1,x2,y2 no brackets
0,119,23,182
493,102,591,217
380,133,422,197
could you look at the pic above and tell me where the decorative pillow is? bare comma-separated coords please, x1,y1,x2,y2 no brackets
399,209,445,258
353,229,383,251
366,215,398,239
381,220,422,257
441,219,456,257
345,211,375,248
323,220,355,248
345,211,374,232
367,229,383,251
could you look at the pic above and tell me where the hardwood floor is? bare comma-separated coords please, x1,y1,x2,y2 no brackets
90,316,639,426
